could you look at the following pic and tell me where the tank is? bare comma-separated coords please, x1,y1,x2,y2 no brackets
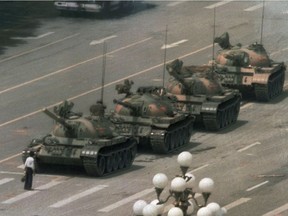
22,100,137,177
214,32,286,101
165,59,241,131
110,79,195,154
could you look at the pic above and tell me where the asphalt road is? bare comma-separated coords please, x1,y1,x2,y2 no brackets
0,1,288,216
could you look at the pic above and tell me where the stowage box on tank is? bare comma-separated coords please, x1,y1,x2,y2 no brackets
22,100,137,177
166,59,242,131
214,32,286,101
110,79,195,154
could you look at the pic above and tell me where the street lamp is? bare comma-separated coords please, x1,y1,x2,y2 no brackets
133,151,227,216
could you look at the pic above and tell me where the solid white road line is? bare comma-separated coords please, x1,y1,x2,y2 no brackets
0,178,14,186
0,33,80,64
246,181,269,192
262,202,288,216
188,164,209,174
0,153,22,164
205,0,235,9
237,142,261,153
167,1,187,7
0,37,152,96
50,185,108,208
224,197,251,210
2,180,63,204
98,188,155,213
0,43,212,130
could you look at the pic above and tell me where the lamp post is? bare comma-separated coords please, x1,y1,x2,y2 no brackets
133,151,227,216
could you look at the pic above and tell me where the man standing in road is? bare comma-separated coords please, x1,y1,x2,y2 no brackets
24,151,35,190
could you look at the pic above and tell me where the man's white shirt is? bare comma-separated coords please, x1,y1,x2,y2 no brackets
25,157,35,170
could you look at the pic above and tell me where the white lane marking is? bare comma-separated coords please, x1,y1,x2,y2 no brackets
224,197,251,210
18,164,25,169
244,3,263,12
205,0,235,9
0,37,152,96
237,142,261,153
90,35,117,45
98,188,155,212
161,39,188,49
0,33,79,64
0,43,212,130
0,153,21,164
240,102,253,110
188,164,209,174
12,32,55,40
167,1,187,7
0,178,14,186
246,181,269,192
50,185,108,208
2,181,63,204
262,203,288,216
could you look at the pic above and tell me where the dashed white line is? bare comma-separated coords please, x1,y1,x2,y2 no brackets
0,178,14,186
0,33,80,64
161,39,188,49
205,0,235,9
50,185,108,208
224,197,251,210
98,188,155,213
2,180,63,204
237,142,261,152
244,3,263,12
246,181,269,192
167,1,187,7
90,35,117,45
12,32,55,40
262,202,288,216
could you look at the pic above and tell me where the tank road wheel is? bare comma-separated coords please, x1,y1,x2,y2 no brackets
94,156,106,177
166,134,174,151
112,153,119,171
118,151,125,169
106,156,113,173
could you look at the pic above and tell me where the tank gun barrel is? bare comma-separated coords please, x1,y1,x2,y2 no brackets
166,64,190,90
42,108,73,130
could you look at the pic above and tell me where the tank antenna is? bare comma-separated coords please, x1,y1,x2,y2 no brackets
162,25,168,87
260,0,265,44
212,7,216,71
100,41,107,104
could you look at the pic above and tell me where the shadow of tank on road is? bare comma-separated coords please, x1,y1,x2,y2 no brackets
0,1,58,55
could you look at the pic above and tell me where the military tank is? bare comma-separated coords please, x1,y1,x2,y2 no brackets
214,32,286,101
22,100,137,177
165,59,241,131
110,79,195,154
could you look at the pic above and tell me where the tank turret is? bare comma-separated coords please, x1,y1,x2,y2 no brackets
22,100,137,177
214,32,286,101
166,59,241,131
110,79,195,154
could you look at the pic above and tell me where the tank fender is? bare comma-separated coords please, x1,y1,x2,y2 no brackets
201,102,219,114
80,141,102,158
252,73,270,85
137,126,152,136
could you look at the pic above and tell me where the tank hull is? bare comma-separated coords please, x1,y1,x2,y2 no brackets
22,136,137,177
110,113,195,154
215,62,285,101
169,88,241,131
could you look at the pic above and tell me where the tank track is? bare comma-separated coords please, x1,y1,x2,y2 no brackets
82,138,137,177
254,68,285,102
202,95,241,131
150,117,194,154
